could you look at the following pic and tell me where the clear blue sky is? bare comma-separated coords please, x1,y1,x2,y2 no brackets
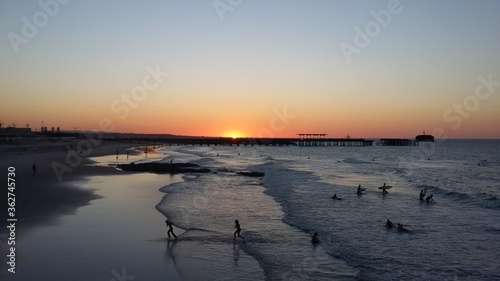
1,0,499,138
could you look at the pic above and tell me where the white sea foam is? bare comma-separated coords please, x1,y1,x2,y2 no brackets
157,140,500,280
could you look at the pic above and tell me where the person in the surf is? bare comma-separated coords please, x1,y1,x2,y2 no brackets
386,219,394,229
397,223,408,232
332,194,342,200
426,194,434,203
357,185,363,195
419,190,425,201
381,183,388,194
165,220,177,239
234,220,245,240
311,232,320,244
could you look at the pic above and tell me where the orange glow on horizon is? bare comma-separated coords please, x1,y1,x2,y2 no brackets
222,130,246,139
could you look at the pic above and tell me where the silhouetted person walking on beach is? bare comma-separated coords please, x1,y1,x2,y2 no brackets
165,220,177,239
234,220,244,240
32,163,36,175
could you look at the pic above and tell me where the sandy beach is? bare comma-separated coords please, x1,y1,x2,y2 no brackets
0,140,138,233
0,140,183,280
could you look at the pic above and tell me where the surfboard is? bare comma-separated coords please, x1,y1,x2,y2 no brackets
422,185,428,196
378,186,393,190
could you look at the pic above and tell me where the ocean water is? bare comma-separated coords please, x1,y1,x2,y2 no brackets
155,140,500,281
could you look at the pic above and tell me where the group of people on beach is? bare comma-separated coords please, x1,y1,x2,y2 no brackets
165,219,245,241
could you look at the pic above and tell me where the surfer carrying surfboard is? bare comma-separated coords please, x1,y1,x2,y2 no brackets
380,183,389,194
378,183,392,194
420,185,428,201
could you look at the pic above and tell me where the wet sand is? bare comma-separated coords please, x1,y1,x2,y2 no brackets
0,140,183,280
0,140,139,234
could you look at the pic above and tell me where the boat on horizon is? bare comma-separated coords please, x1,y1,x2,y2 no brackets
415,132,435,142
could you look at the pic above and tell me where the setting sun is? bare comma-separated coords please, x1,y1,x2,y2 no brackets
224,130,245,139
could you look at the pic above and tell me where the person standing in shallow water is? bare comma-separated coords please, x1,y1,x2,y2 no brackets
234,220,244,240
386,219,394,229
357,185,363,195
311,232,320,244
32,163,36,175
165,220,177,239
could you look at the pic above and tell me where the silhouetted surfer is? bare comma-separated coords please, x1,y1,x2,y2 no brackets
381,183,388,194
234,220,244,240
386,219,394,229
165,220,177,239
332,194,342,200
426,194,434,203
311,232,320,244
397,223,409,232
419,190,425,201
357,185,363,195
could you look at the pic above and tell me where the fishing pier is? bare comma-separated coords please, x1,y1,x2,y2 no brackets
103,133,421,147
296,134,375,146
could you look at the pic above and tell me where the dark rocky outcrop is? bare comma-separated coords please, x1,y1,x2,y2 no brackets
117,162,211,174
236,171,265,177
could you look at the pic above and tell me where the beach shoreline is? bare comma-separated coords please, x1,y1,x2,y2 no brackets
0,140,185,280
0,140,145,235
0,141,152,266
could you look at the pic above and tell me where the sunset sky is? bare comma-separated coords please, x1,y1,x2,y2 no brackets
1,0,499,139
